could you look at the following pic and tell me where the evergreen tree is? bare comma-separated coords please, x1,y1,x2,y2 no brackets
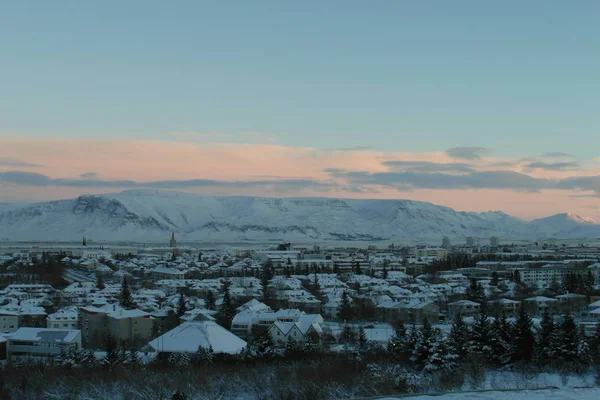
382,266,389,279
285,336,301,358
218,279,235,328
103,333,120,368
411,318,447,371
340,324,355,344
511,306,535,364
206,290,216,310
171,389,188,400
469,311,491,357
388,322,409,362
358,326,368,350
590,322,600,364
490,271,499,287
127,348,140,365
119,277,136,310
339,291,354,322
534,311,557,366
303,335,318,358
177,292,187,317
513,270,521,285
96,274,105,290
489,313,512,366
197,251,203,263
466,277,486,305
261,261,273,305
195,345,214,364
354,261,362,275
556,314,580,364
448,313,469,360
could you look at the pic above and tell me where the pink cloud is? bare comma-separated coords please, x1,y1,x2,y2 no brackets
0,138,599,220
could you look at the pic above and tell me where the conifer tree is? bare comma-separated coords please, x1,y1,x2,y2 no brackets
206,290,216,310
382,265,389,279
511,306,535,364
285,336,300,358
590,321,600,364
388,322,409,362
489,313,512,366
119,277,136,310
177,292,187,317
218,279,235,328
96,274,105,290
448,313,469,360
556,314,580,364
490,271,499,287
358,326,368,350
466,277,486,305
534,311,556,366
339,291,354,322
469,310,491,356
411,318,447,371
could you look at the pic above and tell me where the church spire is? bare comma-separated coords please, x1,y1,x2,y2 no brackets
169,231,177,248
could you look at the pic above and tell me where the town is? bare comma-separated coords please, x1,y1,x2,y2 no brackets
1,234,600,398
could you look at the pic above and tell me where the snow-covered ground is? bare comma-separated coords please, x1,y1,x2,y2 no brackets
381,388,600,400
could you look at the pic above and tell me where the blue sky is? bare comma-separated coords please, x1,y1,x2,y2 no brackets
2,1,599,158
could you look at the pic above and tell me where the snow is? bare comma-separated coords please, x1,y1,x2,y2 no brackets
378,388,600,400
7,327,80,343
148,321,247,354
2,189,599,242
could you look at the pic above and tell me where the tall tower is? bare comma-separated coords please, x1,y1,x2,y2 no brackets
169,232,177,248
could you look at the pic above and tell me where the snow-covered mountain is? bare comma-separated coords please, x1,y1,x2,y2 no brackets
0,190,598,242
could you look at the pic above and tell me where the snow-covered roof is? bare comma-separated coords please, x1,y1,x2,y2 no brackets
148,321,246,354
108,309,151,320
7,327,80,343
524,296,558,302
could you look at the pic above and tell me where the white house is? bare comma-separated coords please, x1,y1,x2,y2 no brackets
47,308,79,330
268,313,324,346
7,327,81,359
149,319,246,355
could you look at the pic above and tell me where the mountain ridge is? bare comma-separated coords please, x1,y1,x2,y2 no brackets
0,189,598,242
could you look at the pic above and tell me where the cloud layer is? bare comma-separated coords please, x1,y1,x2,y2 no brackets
0,138,598,219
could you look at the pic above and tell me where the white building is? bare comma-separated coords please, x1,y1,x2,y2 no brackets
7,327,81,359
47,308,79,330
0,310,19,333
149,319,246,355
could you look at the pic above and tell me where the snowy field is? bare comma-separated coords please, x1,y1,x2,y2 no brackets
380,387,600,400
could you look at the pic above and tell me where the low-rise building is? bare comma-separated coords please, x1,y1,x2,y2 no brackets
523,296,558,316
7,327,81,359
0,310,19,333
447,300,481,318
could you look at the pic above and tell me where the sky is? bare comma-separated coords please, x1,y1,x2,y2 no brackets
1,1,599,220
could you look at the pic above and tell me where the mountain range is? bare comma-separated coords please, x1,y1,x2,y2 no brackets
0,189,599,243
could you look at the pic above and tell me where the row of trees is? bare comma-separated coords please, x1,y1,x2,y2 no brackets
388,308,600,373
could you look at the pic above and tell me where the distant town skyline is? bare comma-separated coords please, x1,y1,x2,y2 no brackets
1,2,599,219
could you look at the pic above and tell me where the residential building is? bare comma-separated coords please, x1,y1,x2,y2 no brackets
79,304,153,348
47,308,78,330
415,248,448,259
523,296,558,316
555,293,588,315
6,327,81,359
0,310,19,333
268,314,324,346
149,318,246,356
448,300,481,318
486,299,521,317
